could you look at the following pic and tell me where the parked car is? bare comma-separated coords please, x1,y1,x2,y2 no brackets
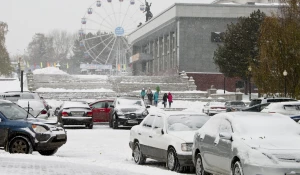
56,101,93,129
192,112,300,175
130,111,210,172
241,102,270,112
261,101,300,115
224,101,246,111
202,101,226,116
249,97,297,107
109,97,148,129
17,99,50,119
89,99,114,122
0,100,67,155
0,91,41,103
290,115,300,123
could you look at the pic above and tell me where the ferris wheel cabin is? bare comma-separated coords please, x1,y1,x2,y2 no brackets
88,8,93,14
97,1,102,7
81,18,87,24
140,4,145,11
130,0,135,5
107,0,112,3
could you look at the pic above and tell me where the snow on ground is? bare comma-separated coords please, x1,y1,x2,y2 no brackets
0,78,28,93
73,75,109,80
36,88,114,93
33,67,68,75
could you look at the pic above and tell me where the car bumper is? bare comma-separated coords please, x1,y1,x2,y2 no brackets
177,153,194,166
243,164,300,175
209,110,226,114
35,131,67,151
62,117,92,125
117,117,144,126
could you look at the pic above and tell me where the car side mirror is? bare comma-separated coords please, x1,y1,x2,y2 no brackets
219,132,232,141
105,102,109,108
146,105,151,109
155,128,164,135
110,105,114,108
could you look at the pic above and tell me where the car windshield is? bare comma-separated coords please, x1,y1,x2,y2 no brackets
117,99,145,107
209,102,224,106
230,102,245,106
234,115,300,136
0,103,30,120
167,114,209,131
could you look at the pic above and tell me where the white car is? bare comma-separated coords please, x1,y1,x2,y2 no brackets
202,102,226,116
261,101,300,115
192,112,300,175
129,111,210,172
17,99,50,119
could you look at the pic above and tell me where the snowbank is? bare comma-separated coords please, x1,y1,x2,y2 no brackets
33,67,68,75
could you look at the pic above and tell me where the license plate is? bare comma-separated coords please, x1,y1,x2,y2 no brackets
72,112,84,115
128,120,138,124
286,173,300,175
56,134,66,140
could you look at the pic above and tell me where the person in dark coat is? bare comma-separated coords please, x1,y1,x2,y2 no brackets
162,93,168,108
140,88,146,100
147,88,153,105
167,92,173,108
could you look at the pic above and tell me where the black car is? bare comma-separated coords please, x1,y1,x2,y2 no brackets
241,103,270,112
0,100,67,155
56,101,93,129
109,97,148,129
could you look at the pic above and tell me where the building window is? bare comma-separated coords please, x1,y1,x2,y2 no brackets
211,32,225,42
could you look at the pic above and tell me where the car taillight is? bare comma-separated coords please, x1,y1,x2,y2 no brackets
87,112,93,117
62,112,69,117
41,110,47,114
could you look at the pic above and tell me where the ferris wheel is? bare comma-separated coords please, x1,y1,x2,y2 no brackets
79,0,146,69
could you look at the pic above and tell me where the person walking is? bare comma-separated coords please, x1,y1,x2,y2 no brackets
162,93,168,108
153,91,159,107
141,88,146,100
147,88,153,105
168,92,173,108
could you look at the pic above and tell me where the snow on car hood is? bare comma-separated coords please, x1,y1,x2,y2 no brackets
117,106,145,113
168,131,196,143
243,135,300,150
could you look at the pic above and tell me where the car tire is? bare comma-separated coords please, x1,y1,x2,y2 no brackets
133,142,146,165
112,114,118,129
38,148,58,156
195,153,209,175
8,136,33,154
86,124,93,129
167,147,183,172
232,161,244,175
109,119,112,128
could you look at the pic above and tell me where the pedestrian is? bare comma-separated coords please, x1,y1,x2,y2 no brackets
162,93,168,108
147,88,153,105
141,88,146,100
154,91,159,107
168,92,173,108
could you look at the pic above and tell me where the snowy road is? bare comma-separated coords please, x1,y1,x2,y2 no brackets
0,125,191,175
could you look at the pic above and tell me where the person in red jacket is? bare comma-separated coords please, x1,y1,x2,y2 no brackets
167,92,173,108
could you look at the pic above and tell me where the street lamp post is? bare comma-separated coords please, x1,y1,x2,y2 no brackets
283,70,288,97
19,57,25,93
248,66,252,101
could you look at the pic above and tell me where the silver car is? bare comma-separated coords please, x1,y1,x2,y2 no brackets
192,112,300,175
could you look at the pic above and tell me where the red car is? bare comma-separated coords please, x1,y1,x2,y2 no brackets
89,99,114,122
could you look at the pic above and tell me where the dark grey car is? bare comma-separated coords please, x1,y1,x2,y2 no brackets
56,101,93,129
192,112,300,175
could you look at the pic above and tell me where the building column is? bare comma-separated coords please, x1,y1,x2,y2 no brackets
157,38,160,73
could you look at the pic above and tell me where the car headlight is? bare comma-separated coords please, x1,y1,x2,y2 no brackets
32,124,48,133
181,143,193,152
142,110,148,116
117,111,124,116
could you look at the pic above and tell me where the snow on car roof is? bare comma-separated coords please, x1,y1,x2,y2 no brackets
62,101,90,109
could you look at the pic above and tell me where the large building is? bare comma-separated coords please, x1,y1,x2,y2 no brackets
128,2,278,91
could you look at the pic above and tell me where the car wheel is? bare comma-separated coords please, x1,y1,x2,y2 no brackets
195,153,208,175
8,136,33,154
232,161,244,175
112,114,118,129
133,142,146,165
167,147,183,172
38,148,58,156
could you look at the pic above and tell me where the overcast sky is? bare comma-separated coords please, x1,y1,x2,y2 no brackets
0,0,213,55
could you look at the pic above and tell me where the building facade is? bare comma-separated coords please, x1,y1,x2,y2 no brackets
128,3,278,90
